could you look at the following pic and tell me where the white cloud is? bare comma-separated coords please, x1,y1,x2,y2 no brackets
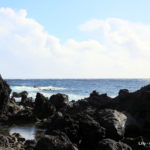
0,8,150,78
79,18,150,77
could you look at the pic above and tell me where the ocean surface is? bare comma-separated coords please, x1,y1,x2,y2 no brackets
3,79,150,139
6,79,150,100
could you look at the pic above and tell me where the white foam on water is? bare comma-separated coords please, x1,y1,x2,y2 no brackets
11,86,37,92
11,86,67,92
10,86,86,101
38,86,67,91
68,94,87,100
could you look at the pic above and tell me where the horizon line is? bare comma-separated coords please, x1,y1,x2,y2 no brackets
5,77,150,80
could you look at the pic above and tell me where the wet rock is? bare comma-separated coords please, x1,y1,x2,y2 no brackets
96,138,132,150
0,75,11,116
35,131,78,150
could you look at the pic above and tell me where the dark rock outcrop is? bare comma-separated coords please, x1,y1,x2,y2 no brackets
0,75,11,116
34,93,56,119
95,109,127,140
49,93,70,111
1,75,150,150
88,91,112,108
79,114,105,149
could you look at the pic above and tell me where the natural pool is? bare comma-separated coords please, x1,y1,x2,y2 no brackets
0,123,45,140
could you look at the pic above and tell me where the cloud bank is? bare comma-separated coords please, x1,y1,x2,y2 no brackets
0,8,150,78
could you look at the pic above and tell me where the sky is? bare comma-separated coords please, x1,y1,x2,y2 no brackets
1,0,150,78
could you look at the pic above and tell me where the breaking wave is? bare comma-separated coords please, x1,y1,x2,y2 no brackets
11,85,67,92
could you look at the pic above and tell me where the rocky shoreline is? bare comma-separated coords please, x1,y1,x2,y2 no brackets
0,75,150,149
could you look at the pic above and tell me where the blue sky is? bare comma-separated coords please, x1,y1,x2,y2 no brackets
1,0,150,41
0,0,150,78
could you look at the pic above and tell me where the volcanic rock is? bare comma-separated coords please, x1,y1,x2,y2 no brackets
0,75,11,116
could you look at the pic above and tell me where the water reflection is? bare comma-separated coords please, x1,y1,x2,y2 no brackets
0,124,45,140
10,124,36,140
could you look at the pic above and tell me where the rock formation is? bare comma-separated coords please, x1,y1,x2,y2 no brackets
0,75,150,149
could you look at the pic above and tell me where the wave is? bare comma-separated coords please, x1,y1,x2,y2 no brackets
11,85,67,92
37,86,66,91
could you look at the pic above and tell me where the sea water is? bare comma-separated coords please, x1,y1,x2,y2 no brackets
7,79,150,100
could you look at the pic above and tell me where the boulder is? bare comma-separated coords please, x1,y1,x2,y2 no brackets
20,97,34,108
79,114,105,149
95,109,127,140
9,107,35,123
114,84,150,135
46,114,80,144
34,93,55,119
67,99,90,115
49,93,70,111
35,131,78,150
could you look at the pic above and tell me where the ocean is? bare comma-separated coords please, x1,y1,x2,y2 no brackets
7,79,150,100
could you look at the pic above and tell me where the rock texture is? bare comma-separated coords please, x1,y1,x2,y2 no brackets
0,75,11,116
1,75,150,149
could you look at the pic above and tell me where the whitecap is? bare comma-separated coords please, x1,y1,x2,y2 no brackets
11,85,67,92
37,86,67,91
